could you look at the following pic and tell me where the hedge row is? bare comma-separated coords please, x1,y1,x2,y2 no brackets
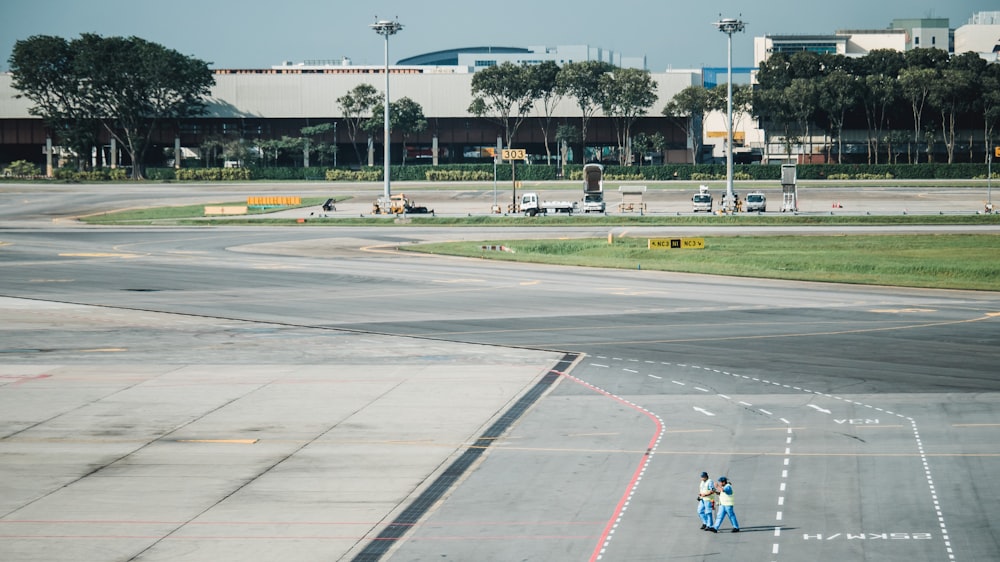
42,163,1000,182
174,168,252,181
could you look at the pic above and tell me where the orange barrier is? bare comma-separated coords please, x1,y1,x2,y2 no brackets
247,196,301,206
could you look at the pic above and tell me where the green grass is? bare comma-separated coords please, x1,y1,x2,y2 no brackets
405,234,1000,291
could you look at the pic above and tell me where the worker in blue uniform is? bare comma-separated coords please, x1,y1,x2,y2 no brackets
697,471,716,530
711,476,740,533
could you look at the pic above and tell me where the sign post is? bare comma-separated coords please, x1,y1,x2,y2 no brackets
502,148,526,212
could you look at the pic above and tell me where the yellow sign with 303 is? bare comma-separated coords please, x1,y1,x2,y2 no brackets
648,237,705,250
502,148,526,160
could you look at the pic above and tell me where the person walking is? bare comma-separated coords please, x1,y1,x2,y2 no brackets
697,471,716,530
711,476,740,533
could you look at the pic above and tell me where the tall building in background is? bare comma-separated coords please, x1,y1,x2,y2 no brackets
954,11,1000,62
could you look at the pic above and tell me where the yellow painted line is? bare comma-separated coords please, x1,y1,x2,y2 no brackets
520,280,541,286
954,423,1000,427
869,308,937,314
987,312,1000,318
178,439,259,444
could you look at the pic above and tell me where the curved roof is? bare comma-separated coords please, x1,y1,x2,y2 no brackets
397,46,531,66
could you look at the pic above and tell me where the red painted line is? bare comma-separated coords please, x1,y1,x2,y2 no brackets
558,372,663,562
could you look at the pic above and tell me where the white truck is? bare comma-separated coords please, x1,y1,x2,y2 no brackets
692,185,713,212
519,192,577,216
582,162,605,213
744,191,767,212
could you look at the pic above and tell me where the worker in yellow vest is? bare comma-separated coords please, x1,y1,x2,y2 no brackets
710,476,740,533
697,471,716,530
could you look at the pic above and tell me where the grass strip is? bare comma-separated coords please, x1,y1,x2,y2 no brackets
404,234,1000,291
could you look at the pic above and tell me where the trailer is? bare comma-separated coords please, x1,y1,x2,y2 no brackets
618,185,647,213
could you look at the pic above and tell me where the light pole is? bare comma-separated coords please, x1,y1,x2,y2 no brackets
713,16,745,213
370,18,402,211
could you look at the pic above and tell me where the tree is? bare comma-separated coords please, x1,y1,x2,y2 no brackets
631,132,666,166
860,75,898,164
818,70,858,163
364,97,427,165
300,123,337,167
929,59,980,164
663,85,710,164
557,60,616,163
600,67,657,165
337,84,381,165
980,65,1000,165
10,34,213,178
786,78,820,159
899,67,937,163
525,61,563,165
468,62,535,150
555,124,578,170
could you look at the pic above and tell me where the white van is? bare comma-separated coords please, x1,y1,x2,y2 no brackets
745,191,766,212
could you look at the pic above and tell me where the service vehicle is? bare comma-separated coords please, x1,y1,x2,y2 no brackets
744,191,766,212
582,162,605,213
692,185,713,212
372,193,433,215
519,192,577,216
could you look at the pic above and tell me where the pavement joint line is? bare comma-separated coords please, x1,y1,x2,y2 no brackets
350,353,579,562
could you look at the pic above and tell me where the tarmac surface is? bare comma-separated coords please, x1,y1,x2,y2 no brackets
1,181,998,561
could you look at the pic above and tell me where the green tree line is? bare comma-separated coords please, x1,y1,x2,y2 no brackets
10,34,999,176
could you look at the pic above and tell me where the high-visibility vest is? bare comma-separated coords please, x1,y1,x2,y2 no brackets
718,484,735,506
700,479,716,500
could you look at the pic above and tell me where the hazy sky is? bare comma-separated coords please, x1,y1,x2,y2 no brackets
1,0,995,72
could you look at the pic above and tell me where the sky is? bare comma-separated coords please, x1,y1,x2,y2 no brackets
1,0,995,72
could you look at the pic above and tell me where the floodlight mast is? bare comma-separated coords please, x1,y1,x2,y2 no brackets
370,18,403,210
713,16,745,213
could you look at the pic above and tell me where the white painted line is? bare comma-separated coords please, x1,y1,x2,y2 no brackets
759,409,773,415
693,407,716,417
808,404,832,414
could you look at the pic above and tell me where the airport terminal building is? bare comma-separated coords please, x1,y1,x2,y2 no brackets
0,45,697,170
